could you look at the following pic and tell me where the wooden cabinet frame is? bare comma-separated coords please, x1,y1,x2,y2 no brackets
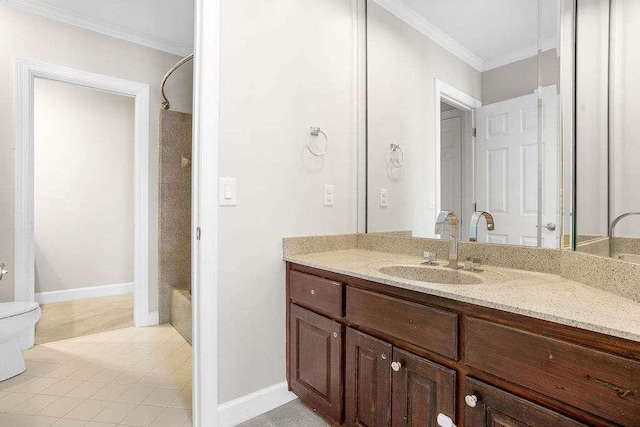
286,262,640,426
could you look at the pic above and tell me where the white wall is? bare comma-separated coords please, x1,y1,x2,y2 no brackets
34,78,134,293
366,1,481,237
218,0,358,403
0,4,192,305
611,0,640,237
575,0,609,237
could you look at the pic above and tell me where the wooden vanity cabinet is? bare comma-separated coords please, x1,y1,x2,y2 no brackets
345,328,392,426
344,328,456,427
289,304,343,422
286,262,640,427
464,378,586,427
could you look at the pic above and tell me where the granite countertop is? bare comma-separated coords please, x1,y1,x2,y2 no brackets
285,249,640,343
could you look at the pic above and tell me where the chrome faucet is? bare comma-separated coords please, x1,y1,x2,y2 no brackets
469,211,495,242
609,212,640,257
435,210,459,269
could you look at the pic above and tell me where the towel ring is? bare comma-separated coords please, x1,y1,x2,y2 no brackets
389,143,404,168
306,126,328,156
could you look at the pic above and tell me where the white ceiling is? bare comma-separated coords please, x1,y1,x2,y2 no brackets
2,0,556,69
1,0,194,55
390,0,559,71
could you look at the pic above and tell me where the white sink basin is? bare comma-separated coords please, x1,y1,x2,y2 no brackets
378,265,483,285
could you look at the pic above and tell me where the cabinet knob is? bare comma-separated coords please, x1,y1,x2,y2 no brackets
464,394,478,408
391,361,403,372
310,289,315,295
437,413,457,427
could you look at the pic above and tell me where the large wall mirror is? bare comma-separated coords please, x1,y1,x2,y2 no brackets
365,0,563,248
574,0,640,263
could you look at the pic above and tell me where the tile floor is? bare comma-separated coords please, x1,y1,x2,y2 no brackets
0,324,192,426
36,294,134,345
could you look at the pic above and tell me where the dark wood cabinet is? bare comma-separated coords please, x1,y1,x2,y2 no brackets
345,328,456,427
465,317,640,426
346,287,459,360
345,328,392,427
289,304,343,422
286,262,640,427
392,348,456,427
464,378,586,427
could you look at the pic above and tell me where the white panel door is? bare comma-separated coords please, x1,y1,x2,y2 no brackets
475,87,560,247
540,86,561,248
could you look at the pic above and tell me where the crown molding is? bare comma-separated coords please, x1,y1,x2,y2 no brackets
372,0,485,72
0,0,192,56
483,36,559,71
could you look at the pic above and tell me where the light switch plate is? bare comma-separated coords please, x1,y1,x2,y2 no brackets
324,184,334,206
379,188,388,207
219,178,237,206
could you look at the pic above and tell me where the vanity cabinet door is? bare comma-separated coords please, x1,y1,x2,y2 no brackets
391,348,456,427
464,378,586,427
289,304,343,423
345,327,392,427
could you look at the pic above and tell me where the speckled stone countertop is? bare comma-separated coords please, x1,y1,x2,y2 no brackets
284,248,640,343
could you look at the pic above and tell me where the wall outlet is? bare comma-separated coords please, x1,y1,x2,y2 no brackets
324,184,334,206
219,178,237,206
379,188,388,207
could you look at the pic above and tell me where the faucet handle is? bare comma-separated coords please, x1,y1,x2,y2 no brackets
466,257,482,272
0,263,7,281
423,252,437,265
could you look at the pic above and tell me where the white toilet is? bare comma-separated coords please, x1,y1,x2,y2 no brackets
0,301,41,381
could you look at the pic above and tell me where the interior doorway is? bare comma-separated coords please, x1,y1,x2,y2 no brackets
15,59,151,348
440,101,474,240
32,78,136,344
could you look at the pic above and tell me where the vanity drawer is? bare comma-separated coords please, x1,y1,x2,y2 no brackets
289,270,343,317
465,317,640,425
346,287,458,360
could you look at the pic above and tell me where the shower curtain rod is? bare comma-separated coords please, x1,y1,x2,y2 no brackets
161,53,194,110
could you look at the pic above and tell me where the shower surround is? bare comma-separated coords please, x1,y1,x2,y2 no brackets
158,109,192,342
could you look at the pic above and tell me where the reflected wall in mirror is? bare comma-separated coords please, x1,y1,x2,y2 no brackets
574,0,640,263
366,0,562,248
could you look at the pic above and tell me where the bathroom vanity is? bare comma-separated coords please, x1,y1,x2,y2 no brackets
284,243,640,427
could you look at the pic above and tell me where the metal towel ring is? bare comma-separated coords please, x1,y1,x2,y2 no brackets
306,126,328,156
389,143,404,168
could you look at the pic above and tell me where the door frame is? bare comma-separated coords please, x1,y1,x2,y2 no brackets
433,79,482,227
191,0,220,425
15,58,151,348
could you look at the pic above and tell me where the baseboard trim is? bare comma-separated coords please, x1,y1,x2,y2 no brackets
217,381,297,427
35,282,134,304
147,311,159,326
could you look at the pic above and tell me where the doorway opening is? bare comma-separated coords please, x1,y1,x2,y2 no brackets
15,60,151,348
439,101,474,241
32,78,137,344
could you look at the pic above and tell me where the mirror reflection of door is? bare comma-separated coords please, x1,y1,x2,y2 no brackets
365,0,562,249
440,102,472,241
475,86,560,247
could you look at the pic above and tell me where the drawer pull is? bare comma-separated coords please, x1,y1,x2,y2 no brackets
391,361,403,372
465,394,478,408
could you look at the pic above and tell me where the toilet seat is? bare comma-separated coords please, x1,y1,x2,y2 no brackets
0,302,40,320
